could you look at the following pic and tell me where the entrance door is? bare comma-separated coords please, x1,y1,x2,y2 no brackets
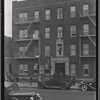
55,63,65,74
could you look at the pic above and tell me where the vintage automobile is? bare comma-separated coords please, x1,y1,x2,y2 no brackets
79,78,96,91
5,81,45,100
38,74,75,90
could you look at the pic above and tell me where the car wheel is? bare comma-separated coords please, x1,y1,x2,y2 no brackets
60,83,67,90
81,85,88,91
38,84,44,89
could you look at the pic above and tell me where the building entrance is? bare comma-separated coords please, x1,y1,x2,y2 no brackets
55,63,65,74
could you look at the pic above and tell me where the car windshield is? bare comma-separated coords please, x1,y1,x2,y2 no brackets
8,84,19,93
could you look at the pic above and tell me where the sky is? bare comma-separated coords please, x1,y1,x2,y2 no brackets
5,0,26,37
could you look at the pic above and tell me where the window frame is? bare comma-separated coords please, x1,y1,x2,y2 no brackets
19,64,28,75
19,12,28,22
70,44,76,56
45,45,50,56
34,10,39,20
70,6,76,18
33,63,39,75
57,7,63,19
45,9,50,20
57,26,63,38
70,25,76,37
56,40,64,56
45,27,50,39
83,44,89,55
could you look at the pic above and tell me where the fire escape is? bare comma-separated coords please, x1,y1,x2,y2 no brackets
79,8,96,65
14,17,41,59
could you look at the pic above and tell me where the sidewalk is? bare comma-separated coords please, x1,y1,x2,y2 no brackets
17,82,80,89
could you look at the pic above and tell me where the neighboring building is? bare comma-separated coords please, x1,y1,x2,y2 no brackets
12,0,96,80
5,36,12,74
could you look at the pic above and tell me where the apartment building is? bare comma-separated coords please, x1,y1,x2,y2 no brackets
12,0,96,80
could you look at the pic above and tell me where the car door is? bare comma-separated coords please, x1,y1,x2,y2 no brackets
46,76,56,86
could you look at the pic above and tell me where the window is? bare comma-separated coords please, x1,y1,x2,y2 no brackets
45,45,50,56
70,6,76,18
45,9,50,20
57,26,63,38
56,40,63,56
83,4,89,15
19,64,28,75
19,47,27,56
19,30,28,39
57,8,63,19
34,11,39,20
83,44,89,55
70,44,76,56
83,24,89,35
70,64,76,76
34,46,39,56
19,12,28,22
45,27,50,39
83,64,89,76
70,25,76,37
33,29,39,39
33,63,38,75
44,63,50,74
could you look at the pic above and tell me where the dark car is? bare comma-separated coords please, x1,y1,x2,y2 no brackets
79,78,96,91
38,74,75,90
5,82,45,100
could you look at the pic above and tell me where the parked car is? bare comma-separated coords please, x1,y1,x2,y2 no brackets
38,74,75,90
5,81,45,100
79,78,96,91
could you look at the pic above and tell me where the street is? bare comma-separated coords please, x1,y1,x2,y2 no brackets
20,87,96,100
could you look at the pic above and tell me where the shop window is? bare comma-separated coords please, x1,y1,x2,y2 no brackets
44,63,50,74
33,63,38,75
70,64,76,76
83,64,89,76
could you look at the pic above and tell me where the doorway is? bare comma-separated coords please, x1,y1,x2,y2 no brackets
55,63,65,74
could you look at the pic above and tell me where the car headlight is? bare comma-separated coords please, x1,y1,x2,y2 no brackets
81,81,83,84
89,83,92,85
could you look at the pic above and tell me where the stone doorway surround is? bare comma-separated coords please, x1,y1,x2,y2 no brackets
51,57,69,75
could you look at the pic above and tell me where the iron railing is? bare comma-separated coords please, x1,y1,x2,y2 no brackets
80,50,96,57
15,17,41,24
80,29,96,36
80,9,96,17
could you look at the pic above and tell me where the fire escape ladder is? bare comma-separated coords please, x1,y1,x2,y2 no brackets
88,36,96,46
20,40,33,57
88,16,96,26
22,22,33,38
